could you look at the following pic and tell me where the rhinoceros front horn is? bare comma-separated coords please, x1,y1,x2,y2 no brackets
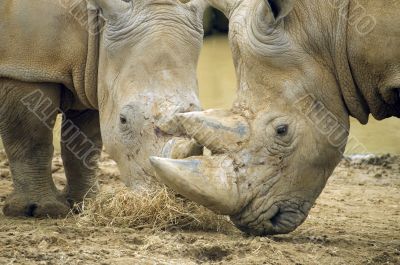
149,155,241,215
176,109,250,154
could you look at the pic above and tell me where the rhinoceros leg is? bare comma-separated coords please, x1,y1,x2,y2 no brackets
0,80,69,217
61,109,102,205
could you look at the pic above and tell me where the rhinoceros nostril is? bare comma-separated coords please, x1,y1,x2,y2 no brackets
270,208,282,226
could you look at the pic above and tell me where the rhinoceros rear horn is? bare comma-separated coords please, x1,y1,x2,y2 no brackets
176,109,250,154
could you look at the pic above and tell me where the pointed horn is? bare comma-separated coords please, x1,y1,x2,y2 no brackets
150,156,241,215
176,110,250,154
161,137,203,159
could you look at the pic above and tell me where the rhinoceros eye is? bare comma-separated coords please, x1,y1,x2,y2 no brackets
276,124,288,136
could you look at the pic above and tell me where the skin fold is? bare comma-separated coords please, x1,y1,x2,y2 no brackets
150,0,400,235
0,0,207,217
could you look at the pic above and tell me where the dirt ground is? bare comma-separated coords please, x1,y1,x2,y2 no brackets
0,150,399,265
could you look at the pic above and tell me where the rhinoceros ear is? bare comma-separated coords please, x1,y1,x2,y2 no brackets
188,0,209,11
187,0,209,19
89,0,131,19
263,0,294,22
207,0,238,17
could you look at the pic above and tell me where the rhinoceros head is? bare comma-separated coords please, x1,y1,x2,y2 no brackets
91,0,208,188
150,0,353,235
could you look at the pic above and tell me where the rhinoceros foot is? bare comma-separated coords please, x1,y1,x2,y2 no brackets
3,192,70,218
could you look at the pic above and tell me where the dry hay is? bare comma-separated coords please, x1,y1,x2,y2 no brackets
74,186,234,233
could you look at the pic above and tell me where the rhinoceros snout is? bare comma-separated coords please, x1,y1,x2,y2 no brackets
231,201,312,236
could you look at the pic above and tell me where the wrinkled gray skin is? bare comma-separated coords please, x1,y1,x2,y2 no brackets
151,0,400,235
0,0,206,217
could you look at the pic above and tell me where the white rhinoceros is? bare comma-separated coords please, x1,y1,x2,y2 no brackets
150,0,400,235
0,0,208,217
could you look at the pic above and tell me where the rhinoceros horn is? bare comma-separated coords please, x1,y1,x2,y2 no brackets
176,109,250,154
149,155,241,215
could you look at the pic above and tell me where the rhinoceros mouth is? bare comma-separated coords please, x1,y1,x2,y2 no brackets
231,200,312,236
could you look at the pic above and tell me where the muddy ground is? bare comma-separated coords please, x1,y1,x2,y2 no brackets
0,150,399,265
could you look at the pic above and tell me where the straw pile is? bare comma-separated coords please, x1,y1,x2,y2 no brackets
74,186,234,232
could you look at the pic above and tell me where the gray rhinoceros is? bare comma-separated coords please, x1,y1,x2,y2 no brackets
0,0,207,217
150,0,400,235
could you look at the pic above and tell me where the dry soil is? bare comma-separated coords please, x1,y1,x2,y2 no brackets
0,150,399,265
